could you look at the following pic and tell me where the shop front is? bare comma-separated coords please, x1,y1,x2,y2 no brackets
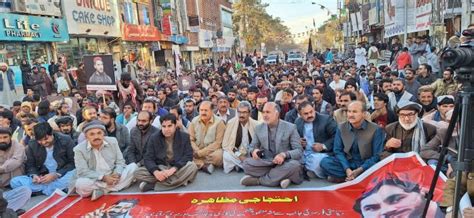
59,0,121,68
0,13,69,85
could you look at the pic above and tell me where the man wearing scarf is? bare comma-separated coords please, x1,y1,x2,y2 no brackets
117,73,144,111
381,101,437,159
422,95,455,127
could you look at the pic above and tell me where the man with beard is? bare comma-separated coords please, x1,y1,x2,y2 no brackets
256,77,271,99
276,88,294,120
416,63,436,86
312,87,333,116
294,83,305,96
89,57,112,84
184,99,198,122
214,96,236,124
188,101,225,174
251,95,268,121
222,101,259,173
417,86,437,117
284,95,309,123
430,68,459,97
404,68,421,96
387,79,417,111
237,84,248,102
55,116,79,144
321,101,384,183
135,114,197,192
0,128,25,188
192,90,204,107
117,73,144,111
77,106,98,132
295,102,337,179
370,93,397,128
227,89,240,109
304,77,315,96
126,99,163,131
99,107,130,154
11,122,75,196
48,101,78,131
333,91,357,124
382,101,437,159
126,111,159,165
379,78,393,95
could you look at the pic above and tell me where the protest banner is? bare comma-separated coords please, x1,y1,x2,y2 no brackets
23,153,446,217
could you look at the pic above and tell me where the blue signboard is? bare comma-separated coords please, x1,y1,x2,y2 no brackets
170,35,189,44
0,13,69,42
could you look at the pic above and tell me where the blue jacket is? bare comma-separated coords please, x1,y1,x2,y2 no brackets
0,69,15,91
295,113,337,152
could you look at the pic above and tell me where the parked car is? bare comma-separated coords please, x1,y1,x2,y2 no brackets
264,54,279,65
287,53,304,64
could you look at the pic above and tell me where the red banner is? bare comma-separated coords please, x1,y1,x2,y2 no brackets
22,153,446,217
122,24,161,41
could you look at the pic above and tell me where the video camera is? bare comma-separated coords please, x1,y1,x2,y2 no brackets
441,28,474,87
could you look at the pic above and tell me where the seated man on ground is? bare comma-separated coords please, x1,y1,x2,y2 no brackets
11,122,75,196
382,101,437,160
55,116,79,145
422,95,455,129
0,186,31,216
72,120,138,201
321,101,385,183
240,102,303,189
188,101,225,174
295,101,337,179
222,101,259,173
135,114,198,192
0,128,25,188
126,111,159,165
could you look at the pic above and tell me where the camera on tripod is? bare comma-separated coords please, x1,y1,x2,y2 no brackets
441,29,474,86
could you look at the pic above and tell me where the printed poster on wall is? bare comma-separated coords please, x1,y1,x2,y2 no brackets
11,0,61,16
83,55,117,91
416,1,432,31
23,153,446,217
384,0,404,38
62,0,121,37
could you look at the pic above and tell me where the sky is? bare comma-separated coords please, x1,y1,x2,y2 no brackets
261,0,338,35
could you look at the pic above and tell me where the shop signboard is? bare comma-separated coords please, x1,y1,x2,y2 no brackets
415,1,432,31
122,24,161,41
0,13,68,42
11,0,61,17
83,55,117,91
62,0,121,37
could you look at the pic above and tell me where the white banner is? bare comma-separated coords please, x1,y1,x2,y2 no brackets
369,8,379,25
350,12,363,32
11,0,61,16
415,2,432,31
384,0,404,38
62,0,121,37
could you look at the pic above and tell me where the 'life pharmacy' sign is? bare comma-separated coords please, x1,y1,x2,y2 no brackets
0,13,69,42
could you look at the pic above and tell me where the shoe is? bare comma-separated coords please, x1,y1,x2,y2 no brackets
201,164,215,174
306,170,317,179
139,182,155,192
327,176,346,183
280,179,291,189
91,189,105,201
240,175,260,186
16,209,26,216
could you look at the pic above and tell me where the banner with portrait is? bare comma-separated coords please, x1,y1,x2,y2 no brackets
23,153,446,217
83,55,117,91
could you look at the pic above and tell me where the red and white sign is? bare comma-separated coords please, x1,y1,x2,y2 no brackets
23,153,446,217
416,1,432,31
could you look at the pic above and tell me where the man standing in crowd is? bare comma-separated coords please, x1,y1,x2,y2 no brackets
222,101,259,173
188,101,225,174
321,101,384,183
135,114,197,192
240,102,303,189
11,123,75,196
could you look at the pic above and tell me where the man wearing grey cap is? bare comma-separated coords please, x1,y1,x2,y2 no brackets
72,120,138,201
381,101,437,159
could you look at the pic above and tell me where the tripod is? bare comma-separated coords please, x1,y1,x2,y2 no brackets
422,68,474,217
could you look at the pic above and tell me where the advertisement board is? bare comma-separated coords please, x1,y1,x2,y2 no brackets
11,0,61,16
0,13,68,42
62,0,120,37
83,55,117,91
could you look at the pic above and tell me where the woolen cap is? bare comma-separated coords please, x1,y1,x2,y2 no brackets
396,101,422,113
82,120,106,133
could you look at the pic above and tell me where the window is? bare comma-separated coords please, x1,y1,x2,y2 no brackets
139,4,151,25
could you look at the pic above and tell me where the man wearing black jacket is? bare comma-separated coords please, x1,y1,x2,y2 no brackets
134,114,197,192
10,122,75,196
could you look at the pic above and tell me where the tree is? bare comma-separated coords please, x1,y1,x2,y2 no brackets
233,0,293,53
